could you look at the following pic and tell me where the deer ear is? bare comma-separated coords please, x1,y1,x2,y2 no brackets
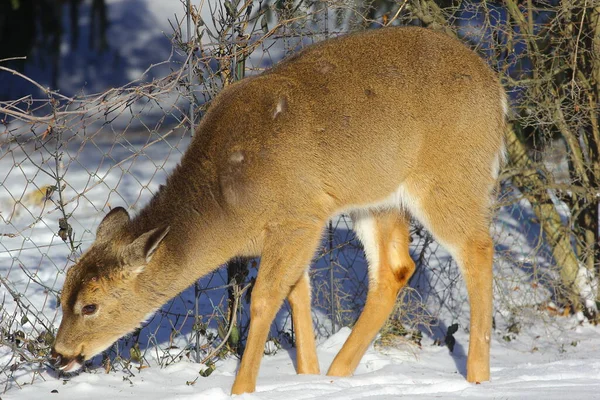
122,226,170,272
97,207,130,241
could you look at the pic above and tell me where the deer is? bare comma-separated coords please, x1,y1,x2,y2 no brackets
51,26,506,394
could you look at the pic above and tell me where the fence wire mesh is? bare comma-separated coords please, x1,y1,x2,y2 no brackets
1,0,599,394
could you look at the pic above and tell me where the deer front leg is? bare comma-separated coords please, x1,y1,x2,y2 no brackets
287,272,319,374
231,223,324,395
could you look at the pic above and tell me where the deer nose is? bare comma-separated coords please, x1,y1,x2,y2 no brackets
50,348,83,372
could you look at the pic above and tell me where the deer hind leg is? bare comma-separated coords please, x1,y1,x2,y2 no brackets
462,235,493,383
287,271,319,374
403,180,494,383
231,222,324,395
327,209,415,376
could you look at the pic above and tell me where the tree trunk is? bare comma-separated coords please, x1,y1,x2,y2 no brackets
506,126,583,308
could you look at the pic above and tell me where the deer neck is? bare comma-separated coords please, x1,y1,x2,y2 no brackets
127,175,246,308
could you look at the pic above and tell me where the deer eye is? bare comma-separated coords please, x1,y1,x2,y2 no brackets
82,304,97,315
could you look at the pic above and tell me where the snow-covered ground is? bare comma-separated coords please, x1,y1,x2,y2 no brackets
4,325,600,399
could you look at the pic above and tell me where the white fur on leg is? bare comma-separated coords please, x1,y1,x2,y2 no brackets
351,211,380,285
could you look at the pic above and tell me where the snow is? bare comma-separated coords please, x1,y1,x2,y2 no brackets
4,326,600,399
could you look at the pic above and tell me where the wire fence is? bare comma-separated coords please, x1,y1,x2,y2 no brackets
1,0,599,394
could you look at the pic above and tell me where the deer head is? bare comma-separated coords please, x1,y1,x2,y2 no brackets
51,207,170,371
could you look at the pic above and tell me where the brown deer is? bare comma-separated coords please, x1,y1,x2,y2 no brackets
51,26,506,394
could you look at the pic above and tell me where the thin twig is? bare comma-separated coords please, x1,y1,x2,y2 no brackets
200,282,251,364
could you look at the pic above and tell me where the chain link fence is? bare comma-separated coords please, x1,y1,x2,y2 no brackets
1,0,599,394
